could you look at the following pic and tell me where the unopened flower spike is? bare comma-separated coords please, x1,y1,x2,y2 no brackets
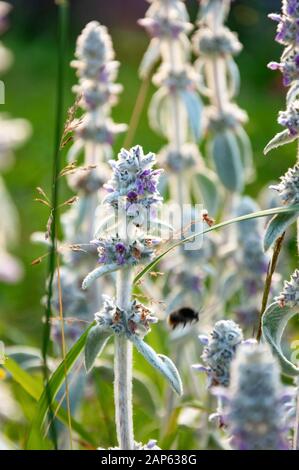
233,198,269,321
94,295,158,339
192,319,245,388
270,163,299,206
193,0,252,191
221,343,293,450
68,21,126,163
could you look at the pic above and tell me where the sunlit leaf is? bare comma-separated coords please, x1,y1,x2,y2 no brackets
262,302,299,377
264,129,297,155
130,335,183,396
85,325,112,373
264,212,298,251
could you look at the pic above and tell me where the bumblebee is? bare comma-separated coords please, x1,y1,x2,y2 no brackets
168,307,199,330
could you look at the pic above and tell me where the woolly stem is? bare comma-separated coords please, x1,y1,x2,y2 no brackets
114,268,134,450
206,3,228,115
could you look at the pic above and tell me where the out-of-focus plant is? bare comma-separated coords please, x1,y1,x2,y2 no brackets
0,2,31,283
219,343,294,450
261,1,299,450
264,0,299,247
82,145,182,449
193,0,253,193
192,319,256,429
233,197,270,328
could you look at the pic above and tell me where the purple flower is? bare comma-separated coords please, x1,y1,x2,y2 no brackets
283,0,299,17
115,242,127,265
268,53,299,86
127,190,138,202
136,169,161,195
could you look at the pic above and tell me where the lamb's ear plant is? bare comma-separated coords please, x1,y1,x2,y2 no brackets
57,20,126,317
82,145,182,450
218,342,294,450
264,0,299,247
193,0,253,193
0,2,31,284
261,1,299,449
139,0,204,207
233,197,270,328
31,20,127,448
192,319,255,427
139,1,221,418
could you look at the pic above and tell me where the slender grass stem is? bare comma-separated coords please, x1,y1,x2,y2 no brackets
56,252,73,449
42,0,69,449
256,232,285,341
114,268,134,450
123,75,151,149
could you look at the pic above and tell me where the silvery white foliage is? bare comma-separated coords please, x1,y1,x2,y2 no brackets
71,21,115,81
56,22,126,329
104,145,163,210
192,319,244,387
83,146,164,289
205,103,247,133
150,63,203,141
223,343,293,450
275,269,299,307
140,0,203,157
235,197,268,280
94,295,158,338
231,198,269,326
69,21,126,163
193,0,252,191
270,163,299,205
138,0,192,78
0,7,31,284
159,143,200,173
199,0,231,20
192,25,242,58
266,2,299,152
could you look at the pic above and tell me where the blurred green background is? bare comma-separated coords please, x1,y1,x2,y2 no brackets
0,0,295,345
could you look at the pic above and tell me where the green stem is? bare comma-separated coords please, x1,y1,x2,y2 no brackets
42,0,69,449
123,75,151,149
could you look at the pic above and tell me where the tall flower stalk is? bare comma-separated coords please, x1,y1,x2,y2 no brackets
41,21,127,342
83,146,182,449
139,1,212,410
193,0,253,193
221,343,293,450
0,2,31,283
264,0,299,240
139,0,203,208
263,1,299,448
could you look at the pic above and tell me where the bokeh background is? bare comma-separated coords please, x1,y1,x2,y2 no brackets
0,0,297,448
